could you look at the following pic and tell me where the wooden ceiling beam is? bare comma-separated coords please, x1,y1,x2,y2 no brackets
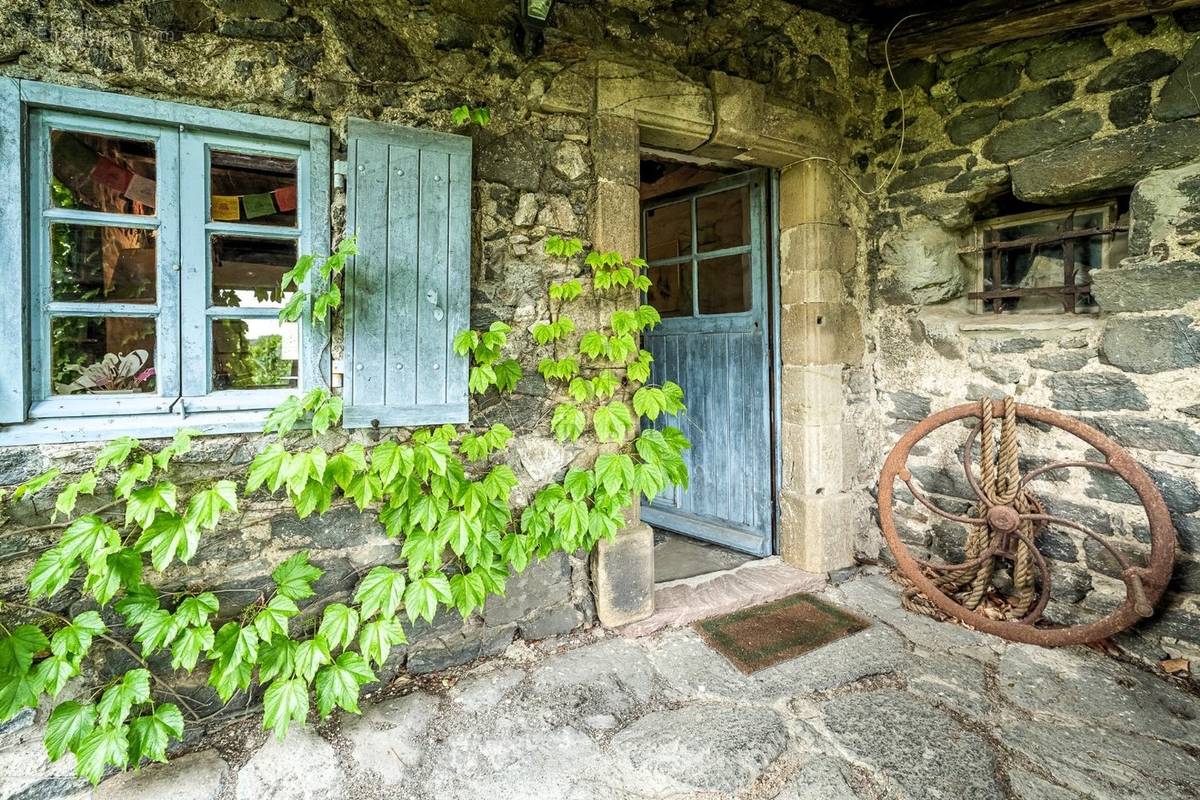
868,0,1200,64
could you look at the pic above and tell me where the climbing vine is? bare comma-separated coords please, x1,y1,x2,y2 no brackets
0,232,689,784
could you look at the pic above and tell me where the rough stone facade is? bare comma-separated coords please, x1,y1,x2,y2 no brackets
866,13,1200,675
0,0,875,773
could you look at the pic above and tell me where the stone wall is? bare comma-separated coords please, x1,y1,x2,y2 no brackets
866,12,1200,673
0,2,875,775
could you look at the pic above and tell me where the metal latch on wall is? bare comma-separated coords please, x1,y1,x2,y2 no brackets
333,160,348,191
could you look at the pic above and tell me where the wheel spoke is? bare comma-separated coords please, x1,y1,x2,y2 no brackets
1021,513,1135,574
1018,459,1115,490
900,475,986,526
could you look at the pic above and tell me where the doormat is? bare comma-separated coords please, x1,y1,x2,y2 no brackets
693,593,870,674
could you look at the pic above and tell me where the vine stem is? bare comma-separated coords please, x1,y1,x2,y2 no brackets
5,600,204,722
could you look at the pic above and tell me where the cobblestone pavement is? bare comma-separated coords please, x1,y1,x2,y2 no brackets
7,572,1200,800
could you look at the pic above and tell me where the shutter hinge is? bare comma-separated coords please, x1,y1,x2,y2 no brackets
333,160,348,191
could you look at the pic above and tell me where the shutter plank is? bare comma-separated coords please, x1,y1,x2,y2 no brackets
415,149,450,407
445,150,471,408
0,78,27,424
384,144,419,407
347,136,390,409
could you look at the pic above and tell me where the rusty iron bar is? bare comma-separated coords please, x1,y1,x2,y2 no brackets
878,400,1176,646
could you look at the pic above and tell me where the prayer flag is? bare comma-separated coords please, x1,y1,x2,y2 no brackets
211,194,241,221
242,192,276,219
90,158,133,193
272,184,297,213
123,174,156,208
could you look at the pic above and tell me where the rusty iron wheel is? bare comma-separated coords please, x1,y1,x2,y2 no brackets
879,400,1176,647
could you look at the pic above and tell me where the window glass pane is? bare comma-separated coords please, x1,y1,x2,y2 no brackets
51,130,156,215
209,151,298,227
646,263,692,318
698,254,752,315
211,236,297,308
645,201,692,260
50,224,157,304
212,319,299,390
696,187,749,253
51,316,156,395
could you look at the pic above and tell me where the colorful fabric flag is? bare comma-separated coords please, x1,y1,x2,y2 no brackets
123,174,156,208
90,157,133,193
272,184,297,213
242,192,277,219
211,195,241,221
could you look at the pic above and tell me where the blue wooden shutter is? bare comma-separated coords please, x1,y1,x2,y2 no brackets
0,78,28,424
343,119,471,428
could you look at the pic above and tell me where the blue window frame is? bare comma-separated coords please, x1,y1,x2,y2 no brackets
0,80,330,445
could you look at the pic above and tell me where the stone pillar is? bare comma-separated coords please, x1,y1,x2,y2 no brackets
589,113,655,627
776,162,862,573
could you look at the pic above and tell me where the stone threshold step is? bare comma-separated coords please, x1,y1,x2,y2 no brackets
619,556,826,638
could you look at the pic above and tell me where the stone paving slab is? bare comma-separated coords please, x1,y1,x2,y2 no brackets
13,571,1200,800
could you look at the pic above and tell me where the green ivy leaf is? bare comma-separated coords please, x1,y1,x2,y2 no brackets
96,668,151,727
451,105,471,125
170,624,214,672
133,512,199,572
54,470,96,520
13,468,60,500
0,624,50,676
258,636,299,684
34,655,78,698
75,724,130,784
264,395,305,437
550,404,586,443
317,603,359,652
115,586,160,627
125,482,177,531
452,329,479,357
493,359,522,393
262,677,309,740
271,550,324,601
95,437,139,472
358,618,407,668
44,700,96,762
448,571,487,619
592,370,620,399
404,572,453,624
253,595,299,642
294,636,331,684
592,401,634,443
595,453,636,497
354,567,407,620
0,671,42,722
184,480,238,531
114,455,153,499
128,703,184,765
49,611,105,659
314,652,375,718
278,290,307,323
174,593,219,628
563,468,594,501
246,444,289,493
132,609,181,656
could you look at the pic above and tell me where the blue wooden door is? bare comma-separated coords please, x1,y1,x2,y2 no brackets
640,170,773,556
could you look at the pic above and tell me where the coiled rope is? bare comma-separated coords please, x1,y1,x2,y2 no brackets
901,396,1040,620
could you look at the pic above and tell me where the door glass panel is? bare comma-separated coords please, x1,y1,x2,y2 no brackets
211,319,299,390
698,254,752,314
696,187,749,253
50,224,157,304
644,201,692,260
646,263,693,318
51,316,157,395
51,130,157,215
211,236,297,308
209,150,298,227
